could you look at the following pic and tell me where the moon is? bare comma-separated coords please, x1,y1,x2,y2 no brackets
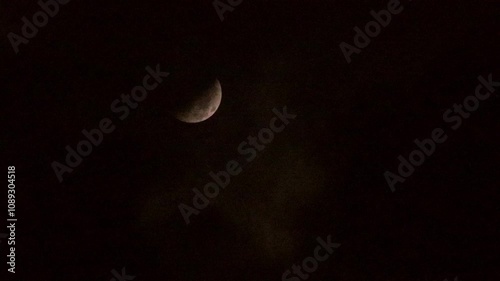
170,78,222,123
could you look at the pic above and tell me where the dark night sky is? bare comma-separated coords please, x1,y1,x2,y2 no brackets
2,0,500,280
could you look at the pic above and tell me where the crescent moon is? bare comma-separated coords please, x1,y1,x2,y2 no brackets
170,78,222,123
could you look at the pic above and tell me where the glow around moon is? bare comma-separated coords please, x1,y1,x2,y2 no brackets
171,78,222,123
